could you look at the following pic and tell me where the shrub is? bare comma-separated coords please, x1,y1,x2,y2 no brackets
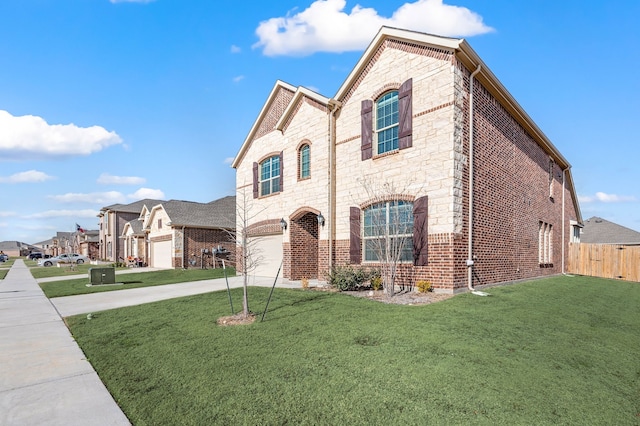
327,265,381,291
371,276,383,291
416,280,432,293
301,277,309,289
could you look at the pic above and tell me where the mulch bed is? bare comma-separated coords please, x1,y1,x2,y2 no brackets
344,289,455,305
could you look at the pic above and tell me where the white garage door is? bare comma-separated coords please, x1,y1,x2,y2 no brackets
152,240,173,269
249,234,283,277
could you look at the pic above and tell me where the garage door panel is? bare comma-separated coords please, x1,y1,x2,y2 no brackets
152,240,172,269
249,235,283,277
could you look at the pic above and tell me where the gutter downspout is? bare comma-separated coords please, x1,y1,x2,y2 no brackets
181,226,186,269
327,99,341,275
561,168,567,274
467,65,482,292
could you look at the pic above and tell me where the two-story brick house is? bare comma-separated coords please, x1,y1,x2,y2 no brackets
98,199,164,262
232,26,582,293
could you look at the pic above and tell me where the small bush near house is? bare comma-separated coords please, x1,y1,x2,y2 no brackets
300,277,309,289
416,280,432,293
327,265,380,291
371,276,383,291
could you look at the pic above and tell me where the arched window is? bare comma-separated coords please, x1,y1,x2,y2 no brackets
260,155,281,196
363,200,413,262
299,144,310,179
376,91,399,154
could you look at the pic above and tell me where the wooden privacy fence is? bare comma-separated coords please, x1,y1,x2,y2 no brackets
567,243,640,282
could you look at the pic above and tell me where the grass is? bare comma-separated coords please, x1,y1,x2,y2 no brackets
66,275,640,425
28,261,126,278
39,267,236,298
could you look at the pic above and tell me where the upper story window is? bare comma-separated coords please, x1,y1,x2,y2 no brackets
299,144,310,179
363,200,414,262
260,155,281,196
376,91,399,154
360,78,413,160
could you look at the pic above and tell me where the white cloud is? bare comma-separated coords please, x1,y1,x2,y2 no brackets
128,188,165,200
578,192,637,203
26,209,99,219
0,110,123,160
97,173,146,185
253,0,493,56
49,191,127,204
0,170,54,183
0,211,17,217
233,75,245,83
231,45,242,53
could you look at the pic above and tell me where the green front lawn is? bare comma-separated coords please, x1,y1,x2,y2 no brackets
39,267,236,298
67,275,640,425
29,262,125,278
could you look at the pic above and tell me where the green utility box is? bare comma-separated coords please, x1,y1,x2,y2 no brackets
89,267,116,285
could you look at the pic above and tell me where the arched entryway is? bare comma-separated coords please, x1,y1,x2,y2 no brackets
290,211,319,280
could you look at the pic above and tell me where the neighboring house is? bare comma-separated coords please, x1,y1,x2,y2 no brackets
579,217,640,245
32,238,55,256
76,229,100,260
0,241,36,258
98,199,164,262
122,219,147,265
136,196,236,269
51,232,75,256
232,26,582,293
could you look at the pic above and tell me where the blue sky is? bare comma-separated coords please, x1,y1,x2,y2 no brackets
1,0,639,244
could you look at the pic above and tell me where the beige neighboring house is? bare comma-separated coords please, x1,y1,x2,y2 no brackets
98,199,164,262
122,219,147,265
139,196,236,269
232,26,582,292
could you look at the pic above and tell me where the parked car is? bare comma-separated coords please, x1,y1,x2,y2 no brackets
28,252,44,260
38,253,88,267
0,253,8,262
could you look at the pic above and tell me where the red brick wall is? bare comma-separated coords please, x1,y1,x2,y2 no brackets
289,213,319,280
181,228,235,269
455,61,578,290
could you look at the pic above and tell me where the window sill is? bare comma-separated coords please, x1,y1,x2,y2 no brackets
258,191,281,199
372,149,399,160
297,176,311,182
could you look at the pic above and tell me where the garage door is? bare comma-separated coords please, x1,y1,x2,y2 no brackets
151,240,173,269
249,234,283,277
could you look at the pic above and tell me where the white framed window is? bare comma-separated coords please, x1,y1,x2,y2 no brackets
299,144,310,179
260,155,281,196
363,200,413,262
539,221,553,264
375,91,399,154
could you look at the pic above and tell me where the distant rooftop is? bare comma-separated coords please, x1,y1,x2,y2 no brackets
580,216,640,245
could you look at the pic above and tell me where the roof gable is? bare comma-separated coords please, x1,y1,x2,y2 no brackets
232,81,296,168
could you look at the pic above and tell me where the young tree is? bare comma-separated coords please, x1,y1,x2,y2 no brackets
228,188,266,318
358,179,418,297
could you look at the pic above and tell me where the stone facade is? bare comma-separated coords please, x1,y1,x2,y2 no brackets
233,27,581,292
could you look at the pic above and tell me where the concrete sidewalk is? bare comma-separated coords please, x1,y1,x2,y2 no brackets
50,274,301,317
0,260,130,425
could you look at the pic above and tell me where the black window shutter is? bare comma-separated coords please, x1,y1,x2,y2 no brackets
349,207,361,264
412,195,428,266
279,151,284,192
252,162,259,199
361,100,373,160
398,78,413,150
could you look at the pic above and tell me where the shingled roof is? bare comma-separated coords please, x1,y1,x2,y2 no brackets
160,195,235,229
580,216,640,245
101,198,165,214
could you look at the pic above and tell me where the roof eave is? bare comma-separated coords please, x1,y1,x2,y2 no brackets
231,80,297,169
